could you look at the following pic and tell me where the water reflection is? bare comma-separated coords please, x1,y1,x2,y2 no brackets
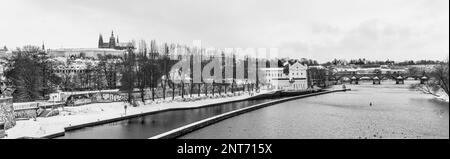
57,99,273,139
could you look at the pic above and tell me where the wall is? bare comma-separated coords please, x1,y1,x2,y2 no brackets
0,97,15,129
270,79,308,90
14,108,37,119
66,92,127,106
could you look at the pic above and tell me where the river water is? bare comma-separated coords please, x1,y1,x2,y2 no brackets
181,81,449,139
56,99,273,139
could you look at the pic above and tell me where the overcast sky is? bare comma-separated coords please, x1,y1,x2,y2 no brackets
0,0,448,62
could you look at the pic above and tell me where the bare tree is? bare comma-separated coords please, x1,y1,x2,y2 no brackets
120,49,137,104
3,46,61,102
136,40,148,103
411,57,449,96
430,57,449,95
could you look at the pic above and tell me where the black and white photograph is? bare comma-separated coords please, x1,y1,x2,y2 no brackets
0,0,448,147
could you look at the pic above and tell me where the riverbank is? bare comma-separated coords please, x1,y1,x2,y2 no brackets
4,91,275,139
430,90,449,103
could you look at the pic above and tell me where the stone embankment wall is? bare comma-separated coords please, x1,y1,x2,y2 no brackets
14,108,38,119
0,97,16,129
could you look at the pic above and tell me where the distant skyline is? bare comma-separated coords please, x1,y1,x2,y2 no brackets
0,0,448,62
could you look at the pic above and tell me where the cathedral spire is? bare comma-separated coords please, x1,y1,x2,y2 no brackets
109,30,116,48
98,34,104,48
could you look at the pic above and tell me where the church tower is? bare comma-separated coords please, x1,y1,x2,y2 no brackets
98,34,104,48
109,31,116,48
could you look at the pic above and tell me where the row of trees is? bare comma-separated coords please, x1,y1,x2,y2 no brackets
120,41,177,104
397,60,445,66
119,41,271,104
325,58,444,66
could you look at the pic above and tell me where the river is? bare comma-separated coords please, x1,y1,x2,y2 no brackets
56,99,274,139
180,80,449,139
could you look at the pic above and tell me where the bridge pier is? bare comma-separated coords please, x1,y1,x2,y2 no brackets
373,80,381,85
420,76,428,84
350,76,359,85
350,79,359,84
395,79,404,84
395,76,404,84
372,77,381,85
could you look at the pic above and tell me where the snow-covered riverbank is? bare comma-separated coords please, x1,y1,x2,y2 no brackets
4,91,271,139
435,91,449,103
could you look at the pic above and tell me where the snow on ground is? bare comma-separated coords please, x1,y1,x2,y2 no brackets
4,91,269,139
435,91,449,103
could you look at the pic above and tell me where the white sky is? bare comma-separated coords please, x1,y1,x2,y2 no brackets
0,0,448,62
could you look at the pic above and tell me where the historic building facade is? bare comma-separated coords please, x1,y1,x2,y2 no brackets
48,48,126,58
261,60,308,90
48,31,134,58
51,58,122,91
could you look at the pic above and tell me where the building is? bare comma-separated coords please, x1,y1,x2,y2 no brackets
48,31,134,58
52,58,95,75
51,58,122,91
261,60,308,90
48,48,127,58
98,31,134,50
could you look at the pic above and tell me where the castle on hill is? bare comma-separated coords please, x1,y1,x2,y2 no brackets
98,31,134,50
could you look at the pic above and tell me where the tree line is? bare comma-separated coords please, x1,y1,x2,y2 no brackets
119,41,272,104
2,46,60,102
325,58,445,66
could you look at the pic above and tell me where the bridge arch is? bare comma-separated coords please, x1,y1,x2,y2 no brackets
330,72,423,85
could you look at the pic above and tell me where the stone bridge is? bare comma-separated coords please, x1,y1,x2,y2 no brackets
329,72,429,85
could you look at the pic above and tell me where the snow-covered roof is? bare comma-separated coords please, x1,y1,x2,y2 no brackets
260,68,284,71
